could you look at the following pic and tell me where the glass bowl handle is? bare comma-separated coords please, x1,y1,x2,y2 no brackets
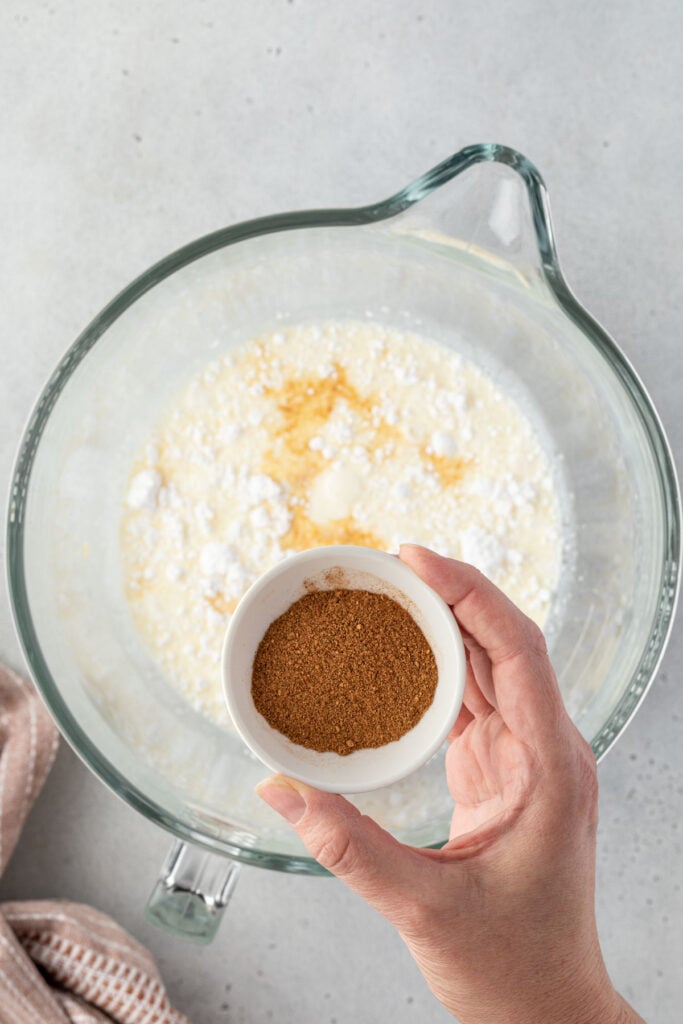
145,839,241,944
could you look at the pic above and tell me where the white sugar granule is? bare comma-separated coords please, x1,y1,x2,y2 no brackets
121,321,564,727
126,469,162,510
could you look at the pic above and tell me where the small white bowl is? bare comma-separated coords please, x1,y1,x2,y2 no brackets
221,545,466,793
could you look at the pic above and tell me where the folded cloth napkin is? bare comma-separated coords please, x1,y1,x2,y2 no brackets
0,665,190,1024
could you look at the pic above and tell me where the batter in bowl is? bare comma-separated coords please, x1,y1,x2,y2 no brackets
121,321,564,725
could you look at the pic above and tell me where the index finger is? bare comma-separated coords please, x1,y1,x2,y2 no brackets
399,544,566,744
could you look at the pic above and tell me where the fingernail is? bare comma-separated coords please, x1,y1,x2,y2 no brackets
398,542,427,554
256,777,307,824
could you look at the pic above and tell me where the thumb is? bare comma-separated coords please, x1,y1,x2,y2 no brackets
257,775,426,923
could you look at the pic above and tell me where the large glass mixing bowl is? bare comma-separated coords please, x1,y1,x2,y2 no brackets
7,145,680,942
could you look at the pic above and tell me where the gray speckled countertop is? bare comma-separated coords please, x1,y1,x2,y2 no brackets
1,2,682,1022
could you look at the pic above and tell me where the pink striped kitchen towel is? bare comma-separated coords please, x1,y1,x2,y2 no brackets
0,664,190,1024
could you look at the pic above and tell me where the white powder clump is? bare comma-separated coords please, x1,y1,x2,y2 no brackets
430,431,457,457
458,527,508,578
126,469,162,510
244,474,281,505
199,542,240,579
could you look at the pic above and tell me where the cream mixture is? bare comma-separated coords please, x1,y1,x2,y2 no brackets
121,322,562,725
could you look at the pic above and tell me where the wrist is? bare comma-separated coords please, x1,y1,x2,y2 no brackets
546,965,646,1024
458,988,624,1024
452,953,625,1024
610,994,647,1024
555,978,623,1024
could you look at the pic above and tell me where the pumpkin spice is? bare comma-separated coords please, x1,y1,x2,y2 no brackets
251,588,438,756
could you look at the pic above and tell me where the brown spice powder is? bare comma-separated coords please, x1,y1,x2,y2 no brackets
421,449,470,488
251,588,438,756
260,363,385,551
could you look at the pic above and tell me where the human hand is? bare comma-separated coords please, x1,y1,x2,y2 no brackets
257,546,643,1024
